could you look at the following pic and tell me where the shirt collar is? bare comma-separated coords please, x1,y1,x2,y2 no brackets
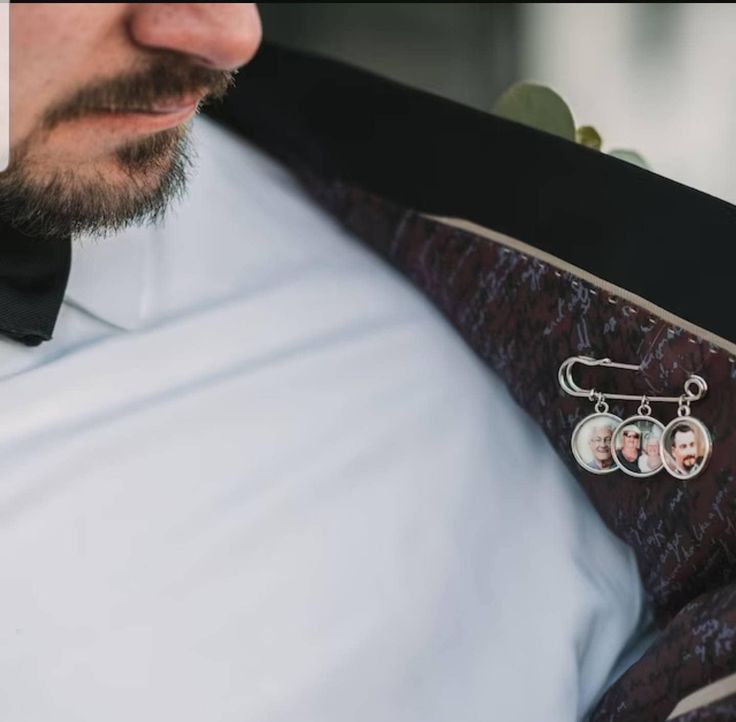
0,218,71,346
64,224,154,331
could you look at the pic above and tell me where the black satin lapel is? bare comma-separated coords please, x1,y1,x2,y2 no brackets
204,41,736,346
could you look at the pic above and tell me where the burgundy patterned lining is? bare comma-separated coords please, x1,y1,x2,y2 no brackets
593,583,736,721
294,169,736,719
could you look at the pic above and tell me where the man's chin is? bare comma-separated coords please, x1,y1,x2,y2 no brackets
0,126,194,240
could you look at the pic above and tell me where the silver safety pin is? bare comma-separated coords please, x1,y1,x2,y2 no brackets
558,356,708,403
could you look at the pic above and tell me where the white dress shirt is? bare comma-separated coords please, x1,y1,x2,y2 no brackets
0,116,651,721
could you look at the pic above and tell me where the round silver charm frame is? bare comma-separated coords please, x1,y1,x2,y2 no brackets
611,415,666,478
660,415,712,480
571,412,622,475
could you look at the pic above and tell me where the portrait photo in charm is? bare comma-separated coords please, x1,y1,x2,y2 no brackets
661,417,712,480
571,412,622,474
611,416,665,478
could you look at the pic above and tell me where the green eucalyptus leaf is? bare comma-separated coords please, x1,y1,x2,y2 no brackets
493,82,575,142
576,125,602,150
608,149,650,170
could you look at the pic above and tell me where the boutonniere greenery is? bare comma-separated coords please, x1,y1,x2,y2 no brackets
493,82,649,170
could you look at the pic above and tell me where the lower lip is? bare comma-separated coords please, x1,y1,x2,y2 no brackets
86,100,199,133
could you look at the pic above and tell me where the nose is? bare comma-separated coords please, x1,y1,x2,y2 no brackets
128,3,262,70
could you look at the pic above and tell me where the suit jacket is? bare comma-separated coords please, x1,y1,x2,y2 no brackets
203,41,736,722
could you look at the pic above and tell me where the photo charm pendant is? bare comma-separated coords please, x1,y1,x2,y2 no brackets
660,396,713,481
559,356,712,480
611,399,665,478
571,394,621,475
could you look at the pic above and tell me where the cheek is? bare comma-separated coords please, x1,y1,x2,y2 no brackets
8,5,127,143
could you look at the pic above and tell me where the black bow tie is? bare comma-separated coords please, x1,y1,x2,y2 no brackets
0,219,71,346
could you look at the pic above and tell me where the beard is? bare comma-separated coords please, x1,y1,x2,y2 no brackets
0,123,194,240
0,50,233,240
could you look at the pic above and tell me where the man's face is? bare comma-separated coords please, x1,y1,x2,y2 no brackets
672,429,698,471
589,424,613,464
1,3,262,238
622,429,640,452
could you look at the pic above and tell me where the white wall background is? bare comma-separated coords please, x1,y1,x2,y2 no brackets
522,3,736,205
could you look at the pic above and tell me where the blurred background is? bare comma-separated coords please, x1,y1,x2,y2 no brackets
258,3,736,205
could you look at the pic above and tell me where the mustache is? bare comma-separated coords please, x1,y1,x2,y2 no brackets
42,53,236,129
